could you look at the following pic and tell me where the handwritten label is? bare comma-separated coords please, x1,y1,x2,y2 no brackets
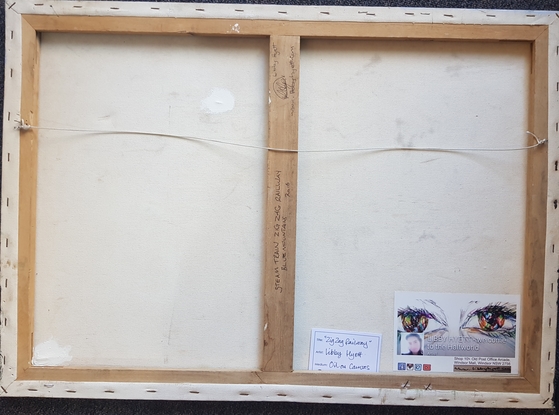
271,42,298,117
288,45,297,116
309,328,382,373
271,170,290,294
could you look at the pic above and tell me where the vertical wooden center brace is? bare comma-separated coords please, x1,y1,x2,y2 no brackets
262,35,300,372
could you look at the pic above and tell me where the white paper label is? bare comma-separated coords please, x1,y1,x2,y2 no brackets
309,328,382,373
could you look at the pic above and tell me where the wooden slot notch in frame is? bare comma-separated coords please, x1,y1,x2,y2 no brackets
2,2,558,408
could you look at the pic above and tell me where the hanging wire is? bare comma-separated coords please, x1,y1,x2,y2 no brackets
15,121,547,154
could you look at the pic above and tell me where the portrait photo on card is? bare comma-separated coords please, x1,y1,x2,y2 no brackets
397,332,424,356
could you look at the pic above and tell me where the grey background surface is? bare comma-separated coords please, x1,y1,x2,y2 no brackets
1,0,558,413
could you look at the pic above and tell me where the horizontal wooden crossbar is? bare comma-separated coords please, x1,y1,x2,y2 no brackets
23,15,546,40
20,367,537,393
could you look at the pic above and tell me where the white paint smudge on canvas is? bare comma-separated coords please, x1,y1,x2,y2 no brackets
200,88,235,114
32,337,73,366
